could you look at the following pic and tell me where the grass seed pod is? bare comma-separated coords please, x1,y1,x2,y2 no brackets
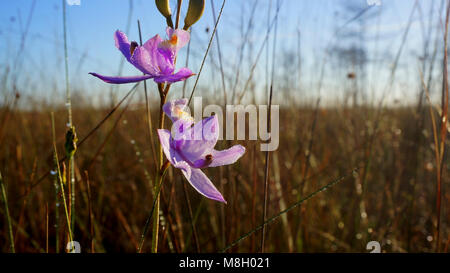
183,0,205,30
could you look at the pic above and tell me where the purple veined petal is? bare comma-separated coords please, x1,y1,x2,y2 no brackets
142,34,174,75
176,115,219,165
157,129,191,176
114,30,131,61
89,72,153,84
208,145,246,167
154,67,195,83
181,167,226,203
130,46,159,75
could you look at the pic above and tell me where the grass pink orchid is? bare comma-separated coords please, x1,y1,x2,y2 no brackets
90,27,194,84
158,99,246,203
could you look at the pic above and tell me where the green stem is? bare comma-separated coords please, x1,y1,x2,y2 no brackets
151,87,168,253
51,113,73,248
0,170,15,253
70,157,75,236
62,0,75,240
54,171,60,253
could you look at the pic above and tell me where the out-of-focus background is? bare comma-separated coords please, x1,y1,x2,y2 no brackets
0,0,449,252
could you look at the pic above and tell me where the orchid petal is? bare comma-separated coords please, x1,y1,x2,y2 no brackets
143,34,174,75
89,72,153,84
130,46,159,75
181,167,226,203
158,28,190,63
154,67,194,83
208,145,246,167
157,129,191,176
162,98,192,123
177,115,219,163
166,27,190,49
114,30,131,61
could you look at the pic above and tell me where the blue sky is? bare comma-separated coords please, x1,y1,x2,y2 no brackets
0,0,444,106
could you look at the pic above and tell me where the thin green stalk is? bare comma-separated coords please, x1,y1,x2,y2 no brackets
53,166,60,253
151,89,168,253
221,169,356,252
137,20,158,173
62,0,76,237
137,160,170,253
51,112,73,247
0,170,15,253
188,0,227,105
175,0,183,29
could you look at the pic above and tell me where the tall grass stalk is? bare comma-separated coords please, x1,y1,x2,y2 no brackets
222,169,355,252
62,0,76,236
53,166,60,253
25,83,139,194
188,0,227,105
0,170,15,253
51,112,73,248
436,0,450,252
137,20,158,172
150,85,169,253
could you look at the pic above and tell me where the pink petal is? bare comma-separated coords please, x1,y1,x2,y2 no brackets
208,145,246,167
89,72,153,84
114,30,131,61
154,67,194,83
181,168,226,203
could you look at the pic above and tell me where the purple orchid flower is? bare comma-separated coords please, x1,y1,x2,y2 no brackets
90,27,194,84
157,99,246,203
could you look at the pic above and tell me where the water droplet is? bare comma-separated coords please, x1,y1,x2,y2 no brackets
50,170,57,175
66,122,71,127
427,235,433,242
130,139,136,144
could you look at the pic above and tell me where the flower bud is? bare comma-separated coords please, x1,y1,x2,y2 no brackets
65,126,78,159
183,0,205,30
155,0,174,28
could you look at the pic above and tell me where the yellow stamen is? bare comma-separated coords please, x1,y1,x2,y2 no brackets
174,106,193,123
169,35,178,45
